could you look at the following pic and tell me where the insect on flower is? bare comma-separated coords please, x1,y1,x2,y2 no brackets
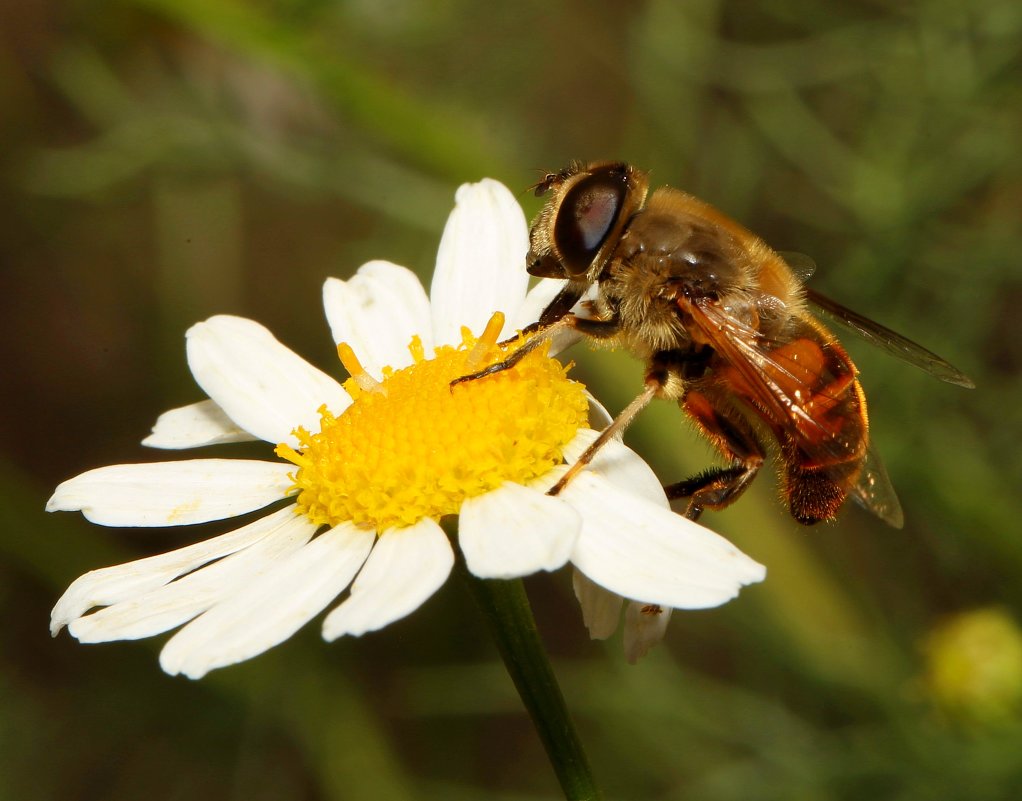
46,178,767,677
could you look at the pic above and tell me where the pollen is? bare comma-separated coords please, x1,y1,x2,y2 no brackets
275,313,588,531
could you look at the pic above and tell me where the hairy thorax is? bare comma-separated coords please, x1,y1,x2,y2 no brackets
595,200,762,358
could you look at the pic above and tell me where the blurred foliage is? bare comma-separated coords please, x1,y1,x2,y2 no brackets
2,0,1021,798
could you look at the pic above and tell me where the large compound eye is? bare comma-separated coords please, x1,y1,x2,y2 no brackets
553,168,627,277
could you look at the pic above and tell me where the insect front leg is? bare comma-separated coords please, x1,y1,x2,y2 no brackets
665,390,765,521
450,310,618,388
538,283,588,328
496,283,586,346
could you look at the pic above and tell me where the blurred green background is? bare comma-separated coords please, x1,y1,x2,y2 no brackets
3,0,1021,798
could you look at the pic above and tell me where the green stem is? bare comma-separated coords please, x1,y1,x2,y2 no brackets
460,562,603,801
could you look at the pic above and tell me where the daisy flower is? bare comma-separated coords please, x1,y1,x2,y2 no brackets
47,178,766,679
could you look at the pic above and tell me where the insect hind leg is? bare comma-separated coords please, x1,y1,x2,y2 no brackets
664,390,764,521
665,466,757,520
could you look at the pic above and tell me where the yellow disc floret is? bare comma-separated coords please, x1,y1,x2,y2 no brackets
275,313,588,531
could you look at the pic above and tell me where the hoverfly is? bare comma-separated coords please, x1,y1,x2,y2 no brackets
460,162,973,527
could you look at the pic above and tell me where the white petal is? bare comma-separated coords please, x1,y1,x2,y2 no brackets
623,601,673,663
50,506,299,635
69,513,317,642
430,179,529,346
459,482,581,578
559,429,670,509
562,472,766,609
572,568,623,640
46,459,294,527
160,523,375,679
186,315,350,448
322,262,433,378
321,518,453,640
584,392,614,432
142,399,256,449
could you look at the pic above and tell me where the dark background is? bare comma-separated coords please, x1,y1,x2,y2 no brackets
3,1,1021,798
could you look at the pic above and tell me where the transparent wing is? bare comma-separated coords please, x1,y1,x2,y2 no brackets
688,300,858,462
806,288,975,388
686,298,903,527
849,444,904,528
777,251,817,282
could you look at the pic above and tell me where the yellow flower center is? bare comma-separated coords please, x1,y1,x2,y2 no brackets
275,313,588,531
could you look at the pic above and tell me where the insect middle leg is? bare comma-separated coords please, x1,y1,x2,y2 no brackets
547,347,690,497
547,379,658,497
664,390,765,521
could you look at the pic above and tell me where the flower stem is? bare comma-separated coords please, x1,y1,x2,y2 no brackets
460,562,603,801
